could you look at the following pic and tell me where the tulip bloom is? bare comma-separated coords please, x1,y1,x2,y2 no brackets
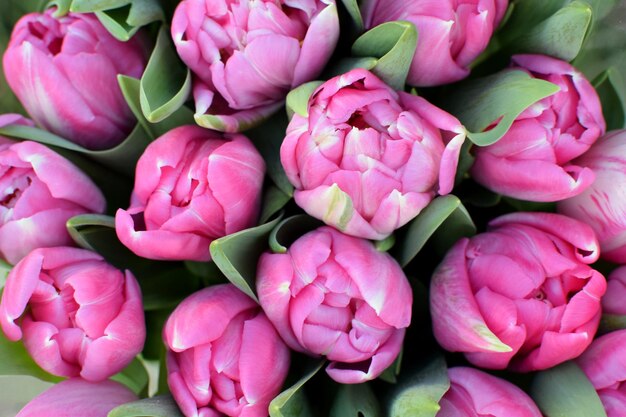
3,9,146,150
430,212,606,371
471,55,605,202
257,226,412,383
0,247,145,381
115,125,265,261
172,0,339,131
0,115,105,265
16,378,137,417
437,367,542,417
164,284,289,417
600,266,626,317
577,330,626,417
558,130,626,262
361,0,509,86
281,69,465,240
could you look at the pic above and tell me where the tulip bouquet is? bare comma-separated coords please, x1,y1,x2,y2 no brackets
0,0,625,416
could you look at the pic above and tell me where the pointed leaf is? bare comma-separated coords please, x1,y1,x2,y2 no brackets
140,26,192,123
210,215,283,302
330,383,381,417
387,355,450,417
260,185,292,224
110,357,149,396
269,215,323,254
593,68,626,130
530,361,607,417
443,70,559,146
339,0,363,31
70,0,129,12
269,361,324,417
393,195,475,267
108,395,185,417
0,332,62,383
352,21,418,90
286,81,323,119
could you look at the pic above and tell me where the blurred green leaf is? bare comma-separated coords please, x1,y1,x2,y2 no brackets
325,57,378,78
108,395,185,417
0,332,62,383
210,215,283,302
259,185,292,224
443,70,559,146
340,0,363,32
111,357,149,396
531,361,607,417
286,81,323,119
386,355,450,417
352,20,418,90
269,214,323,254
140,26,191,123
394,195,475,267
600,313,626,334
269,361,324,417
593,68,626,130
330,383,381,417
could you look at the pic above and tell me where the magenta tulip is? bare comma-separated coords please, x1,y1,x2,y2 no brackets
361,0,509,86
3,9,146,150
558,130,626,262
601,266,626,317
280,69,465,240
471,54,605,202
16,378,137,417
164,284,289,417
431,212,606,371
0,114,105,265
115,125,265,261
577,330,626,417
172,0,339,131
0,247,145,381
437,367,542,417
257,226,412,383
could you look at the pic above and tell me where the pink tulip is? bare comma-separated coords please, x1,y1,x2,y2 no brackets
361,0,508,86
0,114,105,265
431,212,606,372
257,226,412,383
16,378,137,417
558,130,626,262
280,69,465,240
164,284,289,417
115,125,265,261
577,330,626,417
0,247,146,381
471,54,606,202
601,266,626,316
437,367,542,417
172,0,339,131
3,9,146,150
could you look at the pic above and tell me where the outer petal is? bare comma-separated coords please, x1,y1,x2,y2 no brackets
577,330,626,390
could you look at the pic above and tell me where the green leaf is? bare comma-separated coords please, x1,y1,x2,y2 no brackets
210,215,283,302
352,21,418,90
69,0,129,11
325,57,379,79
108,395,185,417
269,361,324,417
375,234,396,252
0,259,11,289
268,215,323,254
0,332,62,383
95,6,139,41
530,361,607,417
330,383,381,417
339,0,363,32
140,26,192,123
0,375,54,416
286,81,323,119
443,70,559,146
393,195,475,267
259,185,292,225
110,357,149,396
246,111,294,197
593,68,626,130
600,313,626,334
387,355,450,417
378,349,403,384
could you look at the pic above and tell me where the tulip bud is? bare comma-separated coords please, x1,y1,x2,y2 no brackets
172,0,340,131
430,212,606,371
164,284,289,417
16,378,137,417
0,115,105,265
471,55,606,202
602,266,626,316
257,226,412,383
281,69,465,240
558,130,626,262
3,9,147,150
0,247,146,381
361,0,509,86
115,125,265,261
